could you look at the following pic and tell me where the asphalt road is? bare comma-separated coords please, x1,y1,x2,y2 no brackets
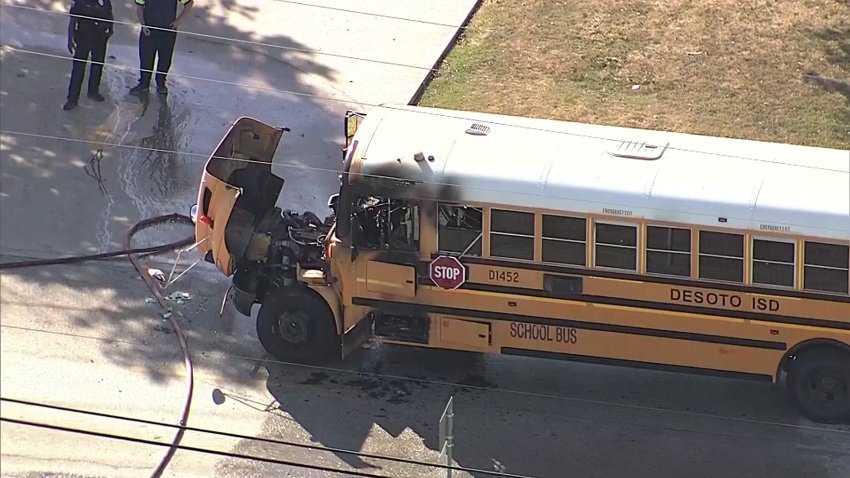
3,257,849,478
1,1,849,478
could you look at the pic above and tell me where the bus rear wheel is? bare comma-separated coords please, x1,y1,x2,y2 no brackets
256,287,337,364
786,349,850,424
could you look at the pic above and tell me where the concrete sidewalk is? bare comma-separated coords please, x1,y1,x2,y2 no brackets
0,0,479,257
4,259,847,478
0,1,479,476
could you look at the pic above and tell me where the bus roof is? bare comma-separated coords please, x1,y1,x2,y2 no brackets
350,104,850,241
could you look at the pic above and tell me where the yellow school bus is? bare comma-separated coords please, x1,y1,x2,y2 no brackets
192,106,850,423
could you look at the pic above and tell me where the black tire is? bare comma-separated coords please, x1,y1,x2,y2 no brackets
786,349,850,424
256,287,338,364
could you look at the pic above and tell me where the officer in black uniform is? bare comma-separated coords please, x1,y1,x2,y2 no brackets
64,0,114,111
129,0,194,96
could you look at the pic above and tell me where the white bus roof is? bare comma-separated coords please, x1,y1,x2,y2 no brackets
350,104,850,241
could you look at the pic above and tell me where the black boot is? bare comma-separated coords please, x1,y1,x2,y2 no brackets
129,83,149,95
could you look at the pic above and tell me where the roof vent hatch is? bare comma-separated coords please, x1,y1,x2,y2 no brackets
609,140,669,160
465,123,491,136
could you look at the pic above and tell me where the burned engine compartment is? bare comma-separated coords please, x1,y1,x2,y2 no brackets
226,205,334,314
218,153,420,316
219,162,335,314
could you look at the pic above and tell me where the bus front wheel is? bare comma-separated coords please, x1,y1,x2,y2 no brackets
256,287,337,364
786,348,850,424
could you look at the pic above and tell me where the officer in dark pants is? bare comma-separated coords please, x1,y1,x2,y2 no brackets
130,0,194,96
64,0,113,111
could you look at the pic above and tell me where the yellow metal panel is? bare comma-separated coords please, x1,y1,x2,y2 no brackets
469,264,543,289
495,320,782,377
440,317,491,349
582,277,850,324
482,207,491,257
365,261,416,297
425,281,850,344
639,221,647,274
533,212,542,262
796,238,804,291
459,261,849,325
744,232,752,285
207,181,239,276
308,284,343,335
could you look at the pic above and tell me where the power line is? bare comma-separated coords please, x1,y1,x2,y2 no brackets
0,396,533,478
3,323,848,435
1,5,846,140
0,416,393,478
1,40,847,231
0,45,369,109
0,3,439,72
1,2,846,448
1,0,469,32
1,127,847,234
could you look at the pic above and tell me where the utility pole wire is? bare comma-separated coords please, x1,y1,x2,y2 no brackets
0,397,536,478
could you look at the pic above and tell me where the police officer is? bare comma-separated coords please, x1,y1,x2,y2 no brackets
64,0,114,111
129,0,194,96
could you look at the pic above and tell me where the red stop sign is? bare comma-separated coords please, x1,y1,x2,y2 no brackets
429,255,466,290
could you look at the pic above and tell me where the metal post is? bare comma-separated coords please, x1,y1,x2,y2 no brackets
438,395,454,478
446,400,454,478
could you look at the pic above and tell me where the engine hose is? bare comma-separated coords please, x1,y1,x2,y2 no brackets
1,213,196,478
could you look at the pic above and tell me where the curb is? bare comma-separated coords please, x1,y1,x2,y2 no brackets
407,0,484,106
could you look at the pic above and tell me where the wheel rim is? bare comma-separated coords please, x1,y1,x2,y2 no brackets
803,366,849,410
275,310,311,345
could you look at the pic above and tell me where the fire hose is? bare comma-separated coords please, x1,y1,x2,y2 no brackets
0,213,196,478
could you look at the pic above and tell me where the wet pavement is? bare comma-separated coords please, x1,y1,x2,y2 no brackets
4,254,848,478
2,1,850,478
0,0,477,256
0,1,485,476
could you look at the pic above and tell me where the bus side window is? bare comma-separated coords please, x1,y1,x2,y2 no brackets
752,238,795,288
490,209,534,260
594,222,638,271
698,231,744,282
438,204,482,256
542,214,586,266
351,195,386,249
387,199,419,251
803,241,849,294
646,225,691,277
351,195,418,251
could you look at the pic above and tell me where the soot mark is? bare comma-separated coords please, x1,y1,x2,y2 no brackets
300,372,329,385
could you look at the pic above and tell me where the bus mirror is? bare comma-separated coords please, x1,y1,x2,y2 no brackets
327,193,339,213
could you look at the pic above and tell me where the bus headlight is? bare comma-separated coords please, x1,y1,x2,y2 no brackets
190,204,198,224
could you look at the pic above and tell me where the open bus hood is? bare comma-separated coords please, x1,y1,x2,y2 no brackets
194,117,287,276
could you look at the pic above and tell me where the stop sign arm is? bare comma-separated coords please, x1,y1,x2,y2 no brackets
429,255,467,290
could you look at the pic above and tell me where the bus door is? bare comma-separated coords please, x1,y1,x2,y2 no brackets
348,194,421,300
